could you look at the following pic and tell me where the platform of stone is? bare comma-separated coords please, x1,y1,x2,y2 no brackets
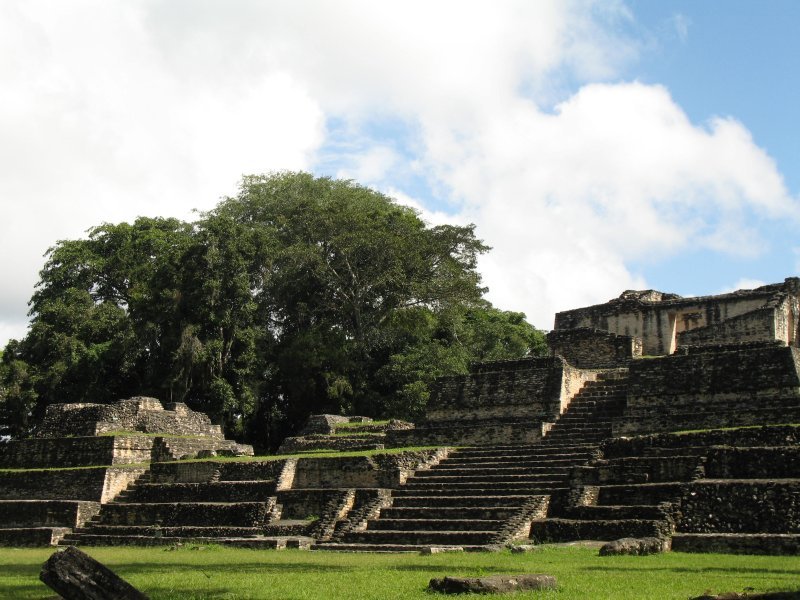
530,425,800,553
277,415,413,454
313,371,629,552
0,397,253,546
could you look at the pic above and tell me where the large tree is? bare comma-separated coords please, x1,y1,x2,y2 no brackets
2,172,545,448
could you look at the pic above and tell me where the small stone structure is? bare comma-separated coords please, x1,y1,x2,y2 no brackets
0,397,252,546
34,397,226,439
277,415,413,454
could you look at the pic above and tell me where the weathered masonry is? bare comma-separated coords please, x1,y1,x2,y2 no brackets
2,278,799,555
554,277,800,356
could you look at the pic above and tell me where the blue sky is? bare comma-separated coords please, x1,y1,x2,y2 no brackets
1,1,799,344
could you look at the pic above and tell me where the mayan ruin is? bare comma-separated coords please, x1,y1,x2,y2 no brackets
1,278,798,560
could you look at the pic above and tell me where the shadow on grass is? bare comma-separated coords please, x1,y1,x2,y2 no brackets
113,561,351,574
583,565,800,576
0,564,41,577
387,564,514,574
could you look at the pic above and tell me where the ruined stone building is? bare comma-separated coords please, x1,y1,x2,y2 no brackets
1,279,798,555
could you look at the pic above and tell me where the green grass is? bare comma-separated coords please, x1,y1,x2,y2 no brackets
175,445,445,463
670,423,800,436
1,545,797,599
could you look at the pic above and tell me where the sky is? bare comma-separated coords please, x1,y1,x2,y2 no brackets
1,0,799,346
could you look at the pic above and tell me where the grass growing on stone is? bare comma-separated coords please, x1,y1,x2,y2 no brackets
671,423,800,436
2,545,798,599
177,445,446,463
332,420,390,430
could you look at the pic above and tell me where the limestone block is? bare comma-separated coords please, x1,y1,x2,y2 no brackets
598,537,670,556
428,574,557,594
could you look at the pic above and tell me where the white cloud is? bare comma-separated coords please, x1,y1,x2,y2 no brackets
1,0,796,344
717,278,768,294
0,1,325,342
418,82,798,326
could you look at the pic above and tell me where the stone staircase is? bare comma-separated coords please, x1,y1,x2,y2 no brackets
313,370,629,552
60,461,312,548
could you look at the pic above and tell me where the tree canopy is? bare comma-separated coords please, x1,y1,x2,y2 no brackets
1,172,545,448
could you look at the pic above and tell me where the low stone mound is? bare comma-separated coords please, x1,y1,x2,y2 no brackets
278,415,412,453
428,574,557,594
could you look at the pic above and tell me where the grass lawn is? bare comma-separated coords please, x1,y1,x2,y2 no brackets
1,545,798,599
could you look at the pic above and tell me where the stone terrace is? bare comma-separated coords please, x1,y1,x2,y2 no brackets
0,397,252,546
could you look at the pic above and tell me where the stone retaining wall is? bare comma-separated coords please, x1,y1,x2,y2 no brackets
0,500,101,528
0,436,154,468
0,466,147,503
679,480,800,534
547,328,641,368
613,346,800,436
291,449,446,489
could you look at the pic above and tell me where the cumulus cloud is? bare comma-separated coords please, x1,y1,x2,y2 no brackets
1,0,797,343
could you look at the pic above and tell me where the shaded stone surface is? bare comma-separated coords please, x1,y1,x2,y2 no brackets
40,546,149,600
599,537,670,556
428,574,556,594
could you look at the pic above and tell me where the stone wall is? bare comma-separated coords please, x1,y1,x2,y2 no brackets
0,436,154,468
147,460,285,484
554,278,800,356
601,425,800,458
547,328,642,368
290,449,446,489
0,466,147,503
612,345,800,436
678,481,800,534
423,357,565,423
34,397,224,439
0,500,101,528
676,307,777,348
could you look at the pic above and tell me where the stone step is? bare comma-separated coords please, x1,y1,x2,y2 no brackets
559,505,669,520
432,458,587,471
392,494,536,508
125,481,277,503
670,533,800,555
72,525,265,538
342,529,497,546
394,486,567,498
529,518,668,543
406,473,569,485
94,502,273,527
419,466,572,477
367,518,504,532
60,534,309,549
597,483,686,506
379,506,519,521
452,445,597,458
400,481,565,492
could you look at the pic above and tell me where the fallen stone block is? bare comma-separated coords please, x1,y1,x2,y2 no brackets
420,546,464,555
428,574,557,594
508,544,542,554
599,537,670,556
40,546,149,600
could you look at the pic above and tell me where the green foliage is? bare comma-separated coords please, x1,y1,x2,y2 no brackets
2,172,545,448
